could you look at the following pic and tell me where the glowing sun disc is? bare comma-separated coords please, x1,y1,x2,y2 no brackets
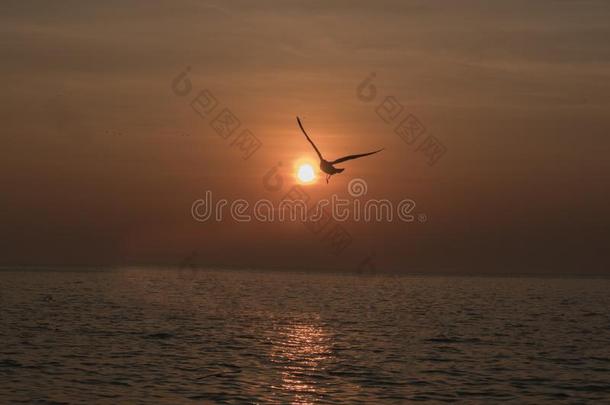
297,163,316,183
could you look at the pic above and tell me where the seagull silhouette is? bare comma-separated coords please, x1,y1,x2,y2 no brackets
296,116,383,183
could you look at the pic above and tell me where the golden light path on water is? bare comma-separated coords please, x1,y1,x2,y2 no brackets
268,321,334,404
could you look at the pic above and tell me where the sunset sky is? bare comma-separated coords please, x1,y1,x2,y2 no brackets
2,0,609,273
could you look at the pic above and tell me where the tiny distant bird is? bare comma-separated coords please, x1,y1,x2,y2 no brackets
296,116,383,183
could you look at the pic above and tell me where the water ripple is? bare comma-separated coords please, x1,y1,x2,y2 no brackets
1,269,609,403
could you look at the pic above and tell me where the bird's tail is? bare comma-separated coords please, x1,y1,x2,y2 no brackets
336,168,345,173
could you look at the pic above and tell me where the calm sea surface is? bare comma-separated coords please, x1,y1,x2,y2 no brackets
1,268,609,404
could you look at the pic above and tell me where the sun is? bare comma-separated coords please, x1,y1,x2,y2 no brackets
296,163,316,184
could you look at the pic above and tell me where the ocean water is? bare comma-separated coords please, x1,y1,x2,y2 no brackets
1,269,609,404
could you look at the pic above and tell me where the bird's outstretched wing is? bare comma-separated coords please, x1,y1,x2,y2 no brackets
296,117,323,161
331,149,383,164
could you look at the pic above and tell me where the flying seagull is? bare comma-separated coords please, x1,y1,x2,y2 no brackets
296,116,383,183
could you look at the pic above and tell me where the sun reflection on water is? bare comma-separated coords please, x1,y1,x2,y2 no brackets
269,321,332,404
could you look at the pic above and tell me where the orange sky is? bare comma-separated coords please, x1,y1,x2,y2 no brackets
1,0,609,274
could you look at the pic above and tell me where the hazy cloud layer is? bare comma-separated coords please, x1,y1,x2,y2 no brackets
2,0,609,273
